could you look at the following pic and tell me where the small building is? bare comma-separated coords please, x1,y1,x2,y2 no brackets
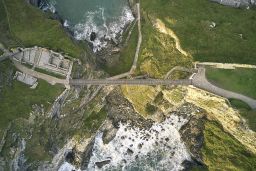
14,71,38,88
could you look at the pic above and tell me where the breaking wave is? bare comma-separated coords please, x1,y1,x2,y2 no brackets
47,0,134,52
73,6,134,52
58,114,192,171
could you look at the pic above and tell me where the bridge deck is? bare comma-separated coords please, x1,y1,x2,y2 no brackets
70,79,192,86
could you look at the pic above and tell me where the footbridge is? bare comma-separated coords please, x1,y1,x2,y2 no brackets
69,79,192,86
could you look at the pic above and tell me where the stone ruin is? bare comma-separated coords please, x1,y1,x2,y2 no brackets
14,71,38,89
13,47,72,77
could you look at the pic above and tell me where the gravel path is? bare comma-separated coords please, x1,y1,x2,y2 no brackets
192,67,256,109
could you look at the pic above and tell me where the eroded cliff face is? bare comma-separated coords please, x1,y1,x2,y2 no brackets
1,80,255,170
53,85,255,170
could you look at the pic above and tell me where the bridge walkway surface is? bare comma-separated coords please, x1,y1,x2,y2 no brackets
2,49,256,109
69,79,192,86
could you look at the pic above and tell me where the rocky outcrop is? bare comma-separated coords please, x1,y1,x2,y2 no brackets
180,112,207,165
29,0,41,7
106,88,154,129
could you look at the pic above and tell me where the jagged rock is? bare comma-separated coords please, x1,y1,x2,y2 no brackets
180,109,207,166
106,88,153,129
65,150,76,164
127,148,134,155
90,32,97,41
95,160,111,168
29,0,42,7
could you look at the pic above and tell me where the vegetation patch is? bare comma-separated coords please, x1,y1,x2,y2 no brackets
35,67,66,79
0,0,18,47
0,60,63,130
121,85,159,117
141,0,256,64
102,24,138,76
229,99,256,131
83,107,107,133
229,98,251,110
1,0,84,58
145,103,157,115
206,67,256,99
202,121,256,170
162,87,186,105
138,11,192,78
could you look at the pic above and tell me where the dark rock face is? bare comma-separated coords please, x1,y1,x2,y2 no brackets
127,148,134,155
80,139,96,170
95,160,111,169
29,0,41,7
90,32,97,41
65,150,76,164
180,109,207,168
105,88,153,129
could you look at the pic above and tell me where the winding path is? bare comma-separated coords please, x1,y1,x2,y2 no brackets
192,67,256,109
130,3,142,73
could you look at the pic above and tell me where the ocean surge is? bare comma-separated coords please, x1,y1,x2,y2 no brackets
73,6,134,52
58,113,192,171
89,114,191,170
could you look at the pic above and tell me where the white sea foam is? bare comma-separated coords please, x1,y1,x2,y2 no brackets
57,113,192,171
73,6,134,52
86,114,192,171
58,162,80,171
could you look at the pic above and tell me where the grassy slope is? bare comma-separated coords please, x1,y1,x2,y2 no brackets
229,99,256,131
137,8,192,78
0,0,18,47
141,0,256,64
203,121,256,170
1,0,84,58
102,25,139,76
0,60,63,130
206,68,256,99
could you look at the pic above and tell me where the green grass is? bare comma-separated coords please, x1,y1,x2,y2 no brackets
0,60,64,130
102,25,138,76
0,0,84,58
141,0,256,64
0,0,18,47
239,110,256,131
83,107,107,133
206,68,256,99
202,121,256,170
229,99,256,131
138,6,192,78
34,67,66,79
229,99,251,110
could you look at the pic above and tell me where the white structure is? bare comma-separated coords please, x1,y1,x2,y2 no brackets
14,71,38,88
13,47,72,77
210,0,254,7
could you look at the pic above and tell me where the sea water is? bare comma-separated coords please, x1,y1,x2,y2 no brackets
47,0,134,52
